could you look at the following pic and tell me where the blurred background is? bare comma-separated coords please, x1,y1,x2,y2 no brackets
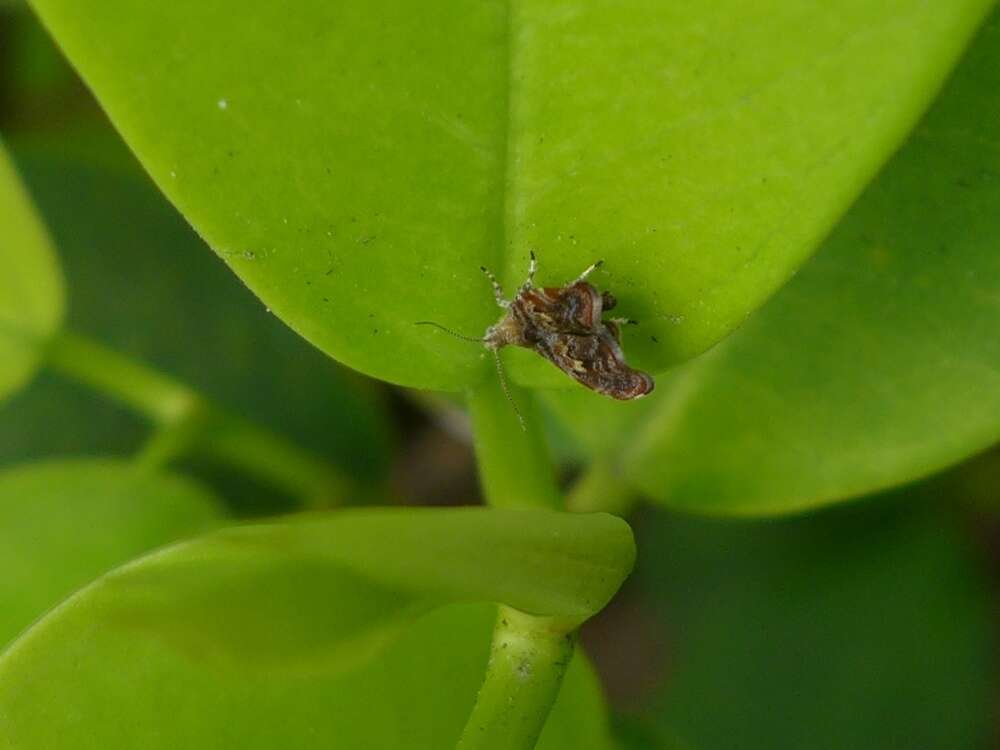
1,5,997,748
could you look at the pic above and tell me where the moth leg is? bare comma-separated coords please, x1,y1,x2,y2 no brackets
608,317,638,326
517,250,538,295
574,259,604,284
480,265,510,308
525,250,538,286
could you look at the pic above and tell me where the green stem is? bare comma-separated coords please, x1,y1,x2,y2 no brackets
45,329,362,508
566,458,637,516
461,375,574,750
45,329,202,424
465,375,560,510
134,406,211,471
457,606,576,750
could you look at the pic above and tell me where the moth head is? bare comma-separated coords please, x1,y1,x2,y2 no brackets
483,310,526,350
414,319,525,430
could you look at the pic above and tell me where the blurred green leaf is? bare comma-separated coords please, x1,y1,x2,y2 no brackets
610,717,694,750
633,492,992,749
0,5,77,113
0,507,633,748
0,139,62,403
543,10,1000,515
0,458,222,648
24,0,992,391
0,143,394,505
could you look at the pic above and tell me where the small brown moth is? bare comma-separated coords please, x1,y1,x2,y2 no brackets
480,253,654,400
419,253,654,407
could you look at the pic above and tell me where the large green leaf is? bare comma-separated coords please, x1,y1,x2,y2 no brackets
0,139,62,402
543,10,1000,515
0,458,222,648
633,488,992,749
0,508,632,748
0,110,393,506
25,0,992,390
0,603,610,750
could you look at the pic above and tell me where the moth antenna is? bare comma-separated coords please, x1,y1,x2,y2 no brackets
414,321,485,343
492,349,526,431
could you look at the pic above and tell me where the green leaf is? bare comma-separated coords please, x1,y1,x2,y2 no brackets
24,0,992,390
634,490,992,749
543,10,1000,515
0,507,632,748
0,138,394,503
0,604,611,750
0,139,63,402
0,458,222,648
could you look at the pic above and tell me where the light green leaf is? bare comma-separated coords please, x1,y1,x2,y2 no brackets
0,140,63,402
0,603,610,750
0,507,632,748
543,10,1000,515
635,490,992,749
25,0,992,390
0,458,223,648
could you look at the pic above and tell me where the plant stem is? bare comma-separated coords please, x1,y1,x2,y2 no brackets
134,407,211,471
45,329,361,508
457,606,575,750
460,376,574,750
566,458,637,516
465,375,560,510
45,330,202,425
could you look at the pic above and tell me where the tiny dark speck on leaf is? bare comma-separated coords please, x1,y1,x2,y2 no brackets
651,336,659,343
373,328,379,334
323,297,330,302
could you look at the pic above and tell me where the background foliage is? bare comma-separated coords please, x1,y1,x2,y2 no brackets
0,2,997,749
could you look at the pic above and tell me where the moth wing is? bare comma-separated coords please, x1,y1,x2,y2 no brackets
540,331,654,401
520,282,604,334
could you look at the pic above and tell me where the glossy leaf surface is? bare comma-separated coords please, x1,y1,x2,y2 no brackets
0,459,222,647
0,507,632,748
25,0,993,390
543,11,1000,514
0,140,63,402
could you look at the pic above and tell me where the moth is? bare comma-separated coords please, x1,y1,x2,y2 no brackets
419,253,654,405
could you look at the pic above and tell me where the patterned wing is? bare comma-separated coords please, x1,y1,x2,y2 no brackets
515,282,604,335
538,328,654,400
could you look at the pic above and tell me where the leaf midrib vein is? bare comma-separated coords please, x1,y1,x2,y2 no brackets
498,0,517,288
